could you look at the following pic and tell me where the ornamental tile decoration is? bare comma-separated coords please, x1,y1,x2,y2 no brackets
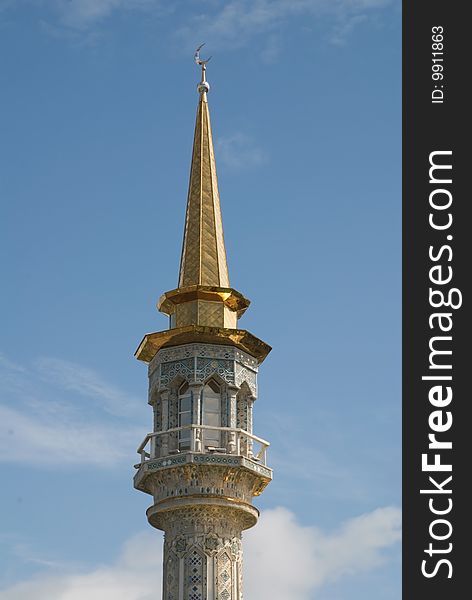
160,358,194,386
240,457,272,478
195,357,234,384
145,455,187,470
175,538,187,554
216,551,232,600
153,343,257,366
205,535,219,552
193,455,240,466
148,343,258,396
149,344,257,396
164,551,179,600
184,547,205,600
235,364,257,396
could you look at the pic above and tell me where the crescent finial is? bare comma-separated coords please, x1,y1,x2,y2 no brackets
194,43,212,66
195,44,211,94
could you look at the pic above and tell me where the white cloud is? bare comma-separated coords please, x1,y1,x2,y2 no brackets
52,0,157,29
329,13,368,45
245,505,401,599
0,531,163,600
34,357,140,417
216,133,267,170
0,506,401,599
0,354,144,468
3,0,393,45
175,0,393,50
0,403,140,467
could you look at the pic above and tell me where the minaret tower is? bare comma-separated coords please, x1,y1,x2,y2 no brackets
133,48,272,600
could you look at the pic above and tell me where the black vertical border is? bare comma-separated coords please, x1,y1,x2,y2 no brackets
403,2,469,597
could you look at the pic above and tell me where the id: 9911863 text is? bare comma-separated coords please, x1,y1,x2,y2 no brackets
432,26,444,104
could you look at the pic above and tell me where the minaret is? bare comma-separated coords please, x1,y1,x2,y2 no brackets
133,49,272,600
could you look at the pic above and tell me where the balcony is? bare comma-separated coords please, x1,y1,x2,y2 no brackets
136,424,270,467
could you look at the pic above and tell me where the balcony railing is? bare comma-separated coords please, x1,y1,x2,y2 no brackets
136,424,270,467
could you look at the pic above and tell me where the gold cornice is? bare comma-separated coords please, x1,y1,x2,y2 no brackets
158,285,250,318
135,325,271,364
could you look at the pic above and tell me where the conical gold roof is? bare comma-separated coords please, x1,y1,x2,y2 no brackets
178,89,229,288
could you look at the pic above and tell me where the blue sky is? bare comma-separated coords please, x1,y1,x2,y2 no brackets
0,1,401,598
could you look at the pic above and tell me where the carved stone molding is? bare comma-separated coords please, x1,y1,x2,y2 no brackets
146,464,265,506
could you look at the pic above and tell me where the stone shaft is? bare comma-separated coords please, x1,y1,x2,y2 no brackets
158,505,247,600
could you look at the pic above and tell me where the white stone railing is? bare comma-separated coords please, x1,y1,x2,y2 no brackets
136,425,270,467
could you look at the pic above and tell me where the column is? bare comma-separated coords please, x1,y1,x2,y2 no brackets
227,386,238,454
161,390,169,457
190,383,203,452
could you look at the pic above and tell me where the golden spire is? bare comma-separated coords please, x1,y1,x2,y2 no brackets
178,49,229,288
134,48,271,365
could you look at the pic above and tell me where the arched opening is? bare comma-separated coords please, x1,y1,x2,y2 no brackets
178,382,191,451
202,379,222,448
